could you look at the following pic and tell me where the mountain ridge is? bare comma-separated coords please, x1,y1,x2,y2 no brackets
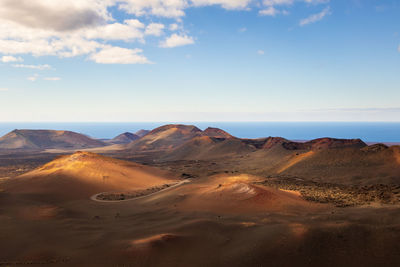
0,129,106,150
109,132,140,144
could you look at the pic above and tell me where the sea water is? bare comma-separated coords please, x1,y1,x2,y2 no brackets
0,122,399,142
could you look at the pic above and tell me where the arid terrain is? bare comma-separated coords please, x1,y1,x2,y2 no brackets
0,124,400,266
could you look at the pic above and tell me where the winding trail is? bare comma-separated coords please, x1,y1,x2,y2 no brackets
90,179,191,203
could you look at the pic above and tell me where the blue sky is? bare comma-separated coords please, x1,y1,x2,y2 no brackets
0,0,399,122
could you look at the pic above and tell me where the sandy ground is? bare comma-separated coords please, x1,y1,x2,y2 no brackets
90,179,191,202
1,173,400,266
1,152,400,266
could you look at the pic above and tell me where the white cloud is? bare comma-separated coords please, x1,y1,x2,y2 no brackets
119,0,251,18
260,0,295,16
160,33,194,48
191,0,252,10
0,2,148,64
44,77,61,81
238,27,247,32
0,88,8,91
1,55,23,62
264,0,328,6
0,15,147,63
259,6,279,16
169,23,179,31
27,74,39,82
304,0,330,4
299,6,331,26
83,19,145,41
263,0,293,6
257,50,265,55
260,0,327,17
145,23,165,36
12,64,51,70
50,38,103,58
118,0,187,18
89,46,151,64
0,39,58,57
0,0,332,65
0,0,110,32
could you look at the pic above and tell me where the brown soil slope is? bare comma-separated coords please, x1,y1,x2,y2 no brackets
125,125,241,152
173,174,320,213
135,129,150,137
126,124,203,151
236,145,400,185
242,137,289,149
4,152,175,200
0,129,105,150
109,132,140,144
277,145,400,184
163,136,255,161
282,138,367,150
203,127,233,138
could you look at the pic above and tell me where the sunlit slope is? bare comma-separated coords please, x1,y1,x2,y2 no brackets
5,152,174,200
160,174,320,213
240,145,400,185
0,129,105,150
277,145,400,184
125,124,241,152
126,124,204,151
202,127,234,138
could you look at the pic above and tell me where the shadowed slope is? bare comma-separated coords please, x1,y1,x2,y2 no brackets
135,129,150,137
282,138,367,150
163,136,254,161
109,132,140,144
242,137,289,149
242,145,400,185
280,145,400,184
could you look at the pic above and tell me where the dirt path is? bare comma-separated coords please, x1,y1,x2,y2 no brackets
90,179,191,203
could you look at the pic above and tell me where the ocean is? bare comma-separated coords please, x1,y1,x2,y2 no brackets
0,122,399,142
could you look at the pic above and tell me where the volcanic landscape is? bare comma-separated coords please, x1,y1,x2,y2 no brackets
0,124,400,266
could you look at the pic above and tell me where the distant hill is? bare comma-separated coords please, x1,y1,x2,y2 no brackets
163,136,254,161
4,151,174,200
0,129,106,151
126,124,204,151
281,138,367,150
125,125,241,152
202,127,233,138
123,125,374,163
270,145,400,184
242,137,289,149
135,129,150,137
4,124,396,185
108,132,140,144
121,124,400,185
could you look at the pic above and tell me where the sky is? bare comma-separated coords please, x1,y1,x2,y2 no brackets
0,0,399,122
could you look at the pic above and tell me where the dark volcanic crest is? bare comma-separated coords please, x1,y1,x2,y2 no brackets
109,132,140,144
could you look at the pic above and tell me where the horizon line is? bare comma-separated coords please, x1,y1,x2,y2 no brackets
1,121,400,123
